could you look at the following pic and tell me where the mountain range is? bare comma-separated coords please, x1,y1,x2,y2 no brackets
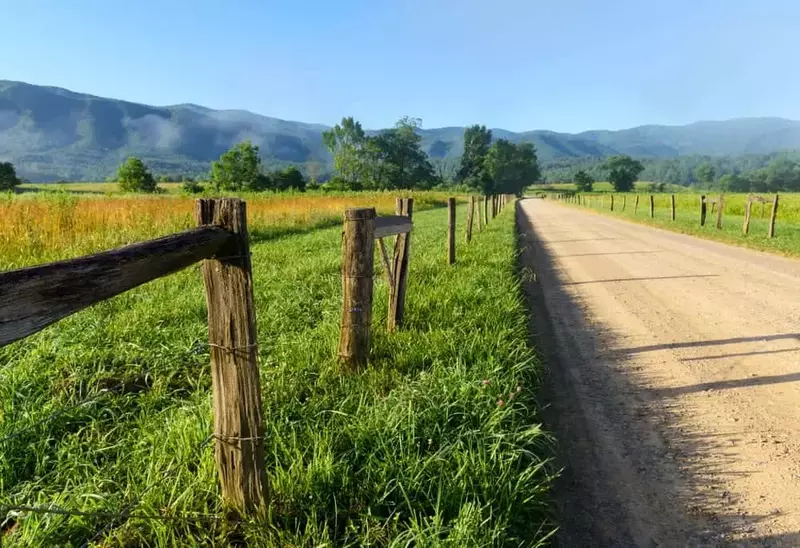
3,80,800,182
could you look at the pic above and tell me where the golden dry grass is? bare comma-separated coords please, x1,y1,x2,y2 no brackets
0,192,449,269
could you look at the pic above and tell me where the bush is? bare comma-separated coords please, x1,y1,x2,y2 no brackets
117,157,157,193
181,179,203,194
0,162,20,191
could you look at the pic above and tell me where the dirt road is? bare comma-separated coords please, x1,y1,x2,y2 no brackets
518,198,800,547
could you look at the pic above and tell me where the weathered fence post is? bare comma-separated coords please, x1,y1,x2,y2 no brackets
466,196,475,243
649,195,655,218
634,194,640,214
195,198,268,517
339,208,375,368
743,196,752,235
447,197,456,265
483,195,489,225
388,198,412,332
610,194,615,211
476,195,483,232
715,195,724,229
769,194,779,238
670,194,676,221
700,195,707,226
622,195,626,212
492,195,497,219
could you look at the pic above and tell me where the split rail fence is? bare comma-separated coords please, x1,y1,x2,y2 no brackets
0,193,512,525
554,192,780,238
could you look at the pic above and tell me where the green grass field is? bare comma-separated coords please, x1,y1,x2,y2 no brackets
0,202,556,546
555,192,800,257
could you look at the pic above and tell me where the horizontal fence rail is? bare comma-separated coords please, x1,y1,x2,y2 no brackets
373,215,413,239
0,226,232,347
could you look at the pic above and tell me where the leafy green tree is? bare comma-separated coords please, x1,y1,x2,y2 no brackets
485,140,540,195
574,170,594,192
210,141,266,191
695,163,716,186
0,162,20,191
117,157,157,192
322,117,370,190
605,155,643,192
456,125,493,193
271,166,307,191
766,157,800,191
371,117,437,190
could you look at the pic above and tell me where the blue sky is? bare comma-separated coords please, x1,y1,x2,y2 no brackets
2,0,799,133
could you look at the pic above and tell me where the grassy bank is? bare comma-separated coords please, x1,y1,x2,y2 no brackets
0,202,556,546
554,192,800,258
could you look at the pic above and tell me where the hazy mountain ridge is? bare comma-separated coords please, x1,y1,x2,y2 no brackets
3,80,800,181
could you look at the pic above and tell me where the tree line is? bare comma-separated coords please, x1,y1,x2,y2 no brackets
543,151,800,192
322,117,539,196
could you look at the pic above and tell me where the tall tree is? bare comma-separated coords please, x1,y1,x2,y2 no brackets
210,141,266,191
605,155,644,192
695,163,716,186
322,117,370,189
485,140,540,195
117,157,157,193
371,117,437,189
456,125,493,193
0,162,20,191
574,170,594,192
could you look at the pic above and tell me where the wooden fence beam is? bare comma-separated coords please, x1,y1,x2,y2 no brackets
700,195,707,226
388,198,413,332
649,195,655,218
634,194,640,214
195,198,267,517
483,195,489,225
466,196,475,243
338,208,375,368
0,226,230,348
769,194,779,238
716,194,724,229
447,197,456,265
476,195,483,232
610,194,615,211
743,197,752,235
373,216,412,239
671,194,676,221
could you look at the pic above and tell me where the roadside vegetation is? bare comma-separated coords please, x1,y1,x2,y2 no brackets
552,190,800,257
0,200,556,546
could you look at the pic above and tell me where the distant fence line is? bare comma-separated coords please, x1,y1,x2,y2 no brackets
553,192,780,238
0,193,513,528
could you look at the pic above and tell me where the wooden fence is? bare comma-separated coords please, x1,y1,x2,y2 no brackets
0,193,511,520
555,192,780,238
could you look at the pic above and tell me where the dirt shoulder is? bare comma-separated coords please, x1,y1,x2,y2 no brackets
518,198,800,547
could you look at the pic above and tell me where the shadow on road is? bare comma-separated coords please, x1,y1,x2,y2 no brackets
516,197,772,547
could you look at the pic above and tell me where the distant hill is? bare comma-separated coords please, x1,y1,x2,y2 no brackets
3,80,800,181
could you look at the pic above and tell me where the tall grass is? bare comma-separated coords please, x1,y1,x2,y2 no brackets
0,201,556,546
0,191,449,269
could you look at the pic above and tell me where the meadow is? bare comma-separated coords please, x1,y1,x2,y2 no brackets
552,191,800,257
0,193,556,546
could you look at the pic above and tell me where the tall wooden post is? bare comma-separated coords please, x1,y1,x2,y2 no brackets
649,195,655,218
715,195,724,229
339,208,375,368
634,194,640,214
195,198,268,516
483,195,489,225
492,195,497,219
476,195,483,232
700,195,707,226
466,196,475,243
769,194,779,238
670,195,676,221
743,197,752,235
447,198,456,265
388,198,412,332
